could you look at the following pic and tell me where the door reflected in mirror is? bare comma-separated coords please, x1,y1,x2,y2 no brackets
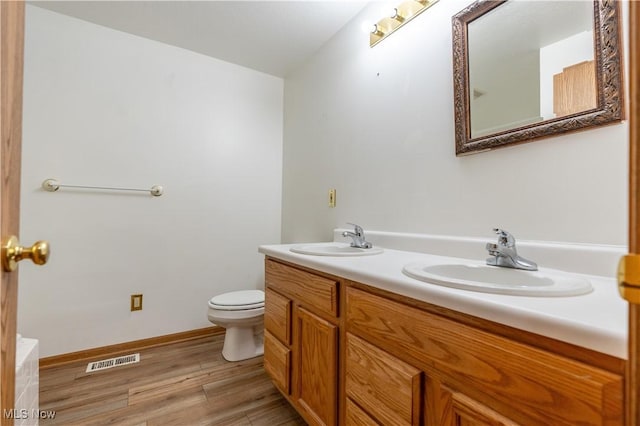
452,0,623,155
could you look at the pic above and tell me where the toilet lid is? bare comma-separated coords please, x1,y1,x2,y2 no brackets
209,290,265,311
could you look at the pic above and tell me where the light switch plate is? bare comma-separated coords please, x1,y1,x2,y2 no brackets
131,294,143,311
329,189,336,208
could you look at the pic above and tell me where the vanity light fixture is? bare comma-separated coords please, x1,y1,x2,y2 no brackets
369,0,439,47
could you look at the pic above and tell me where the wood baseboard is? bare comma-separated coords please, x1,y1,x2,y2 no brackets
39,326,225,370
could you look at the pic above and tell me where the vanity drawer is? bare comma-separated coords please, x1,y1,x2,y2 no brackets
345,286,623,425
265,288,291,345
345,332,421,426
345,398,380,426
264,330,291,395
265,259,339,318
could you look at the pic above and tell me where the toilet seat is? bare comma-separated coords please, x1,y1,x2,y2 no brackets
208,290,264,311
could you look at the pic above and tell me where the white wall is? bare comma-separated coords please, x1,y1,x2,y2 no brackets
282,0,628,246
470,50,540,136
20,6,283,357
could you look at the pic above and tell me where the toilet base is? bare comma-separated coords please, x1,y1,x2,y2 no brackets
222,326,264,362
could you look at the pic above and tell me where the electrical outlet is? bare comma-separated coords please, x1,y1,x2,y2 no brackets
329,189,336,208
131,294,143,311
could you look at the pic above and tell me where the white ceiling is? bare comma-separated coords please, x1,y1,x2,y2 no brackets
29,1,371,78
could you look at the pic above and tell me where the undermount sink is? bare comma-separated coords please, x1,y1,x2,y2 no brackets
290,242,383,257
402,262,593,296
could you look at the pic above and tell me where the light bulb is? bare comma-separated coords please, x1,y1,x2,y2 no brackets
361,20,375,34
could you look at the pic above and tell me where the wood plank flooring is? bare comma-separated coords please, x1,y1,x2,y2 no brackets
39,334,306,425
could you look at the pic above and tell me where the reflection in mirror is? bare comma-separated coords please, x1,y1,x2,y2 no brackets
468,1,594,138
452,0,623,155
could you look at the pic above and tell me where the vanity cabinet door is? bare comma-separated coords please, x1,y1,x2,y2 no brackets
293,306,338,426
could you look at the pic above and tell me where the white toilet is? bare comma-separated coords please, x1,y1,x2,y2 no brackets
207,289,265,361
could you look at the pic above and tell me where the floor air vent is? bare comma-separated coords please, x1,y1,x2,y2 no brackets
86,353,140,373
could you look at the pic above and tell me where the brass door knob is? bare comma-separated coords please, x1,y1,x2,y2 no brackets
2,236,50,272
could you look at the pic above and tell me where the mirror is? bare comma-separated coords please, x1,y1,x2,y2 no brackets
452,0,623,155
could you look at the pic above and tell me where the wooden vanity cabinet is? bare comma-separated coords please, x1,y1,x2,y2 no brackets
264,259,340,426
262,257,624,426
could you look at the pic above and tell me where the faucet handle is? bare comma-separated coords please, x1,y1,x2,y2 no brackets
347,222,364,236
493,228,515,247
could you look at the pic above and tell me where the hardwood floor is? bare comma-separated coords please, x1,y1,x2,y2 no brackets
39,334,306,425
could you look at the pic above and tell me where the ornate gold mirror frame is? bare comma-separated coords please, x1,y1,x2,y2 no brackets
452,0,624,156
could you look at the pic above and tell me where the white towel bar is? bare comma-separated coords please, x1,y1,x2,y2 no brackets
42,178,163,197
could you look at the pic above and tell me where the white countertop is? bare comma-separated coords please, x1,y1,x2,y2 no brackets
259,243,628,359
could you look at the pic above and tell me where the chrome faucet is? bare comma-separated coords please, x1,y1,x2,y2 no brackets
342,223,372,249
486,228,537,271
